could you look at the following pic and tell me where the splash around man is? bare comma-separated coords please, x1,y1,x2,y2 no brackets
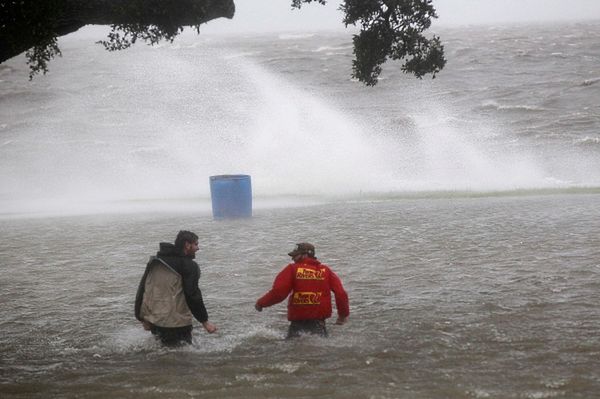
135,230,217,346
255,243,349,338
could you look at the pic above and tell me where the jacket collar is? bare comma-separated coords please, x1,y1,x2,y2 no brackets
295,257,321,266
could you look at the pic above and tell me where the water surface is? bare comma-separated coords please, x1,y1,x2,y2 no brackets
1,193,599,398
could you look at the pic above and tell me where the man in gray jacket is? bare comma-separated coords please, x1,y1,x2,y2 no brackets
135,230,217,346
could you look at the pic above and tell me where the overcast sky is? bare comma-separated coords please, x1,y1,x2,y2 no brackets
200,0,600,34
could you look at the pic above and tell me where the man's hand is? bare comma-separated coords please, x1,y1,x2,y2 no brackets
335,316,348,325
255,302,263,312
202,321,217,333
141,320,152,331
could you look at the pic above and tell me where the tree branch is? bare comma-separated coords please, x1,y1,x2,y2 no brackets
0,0,235,67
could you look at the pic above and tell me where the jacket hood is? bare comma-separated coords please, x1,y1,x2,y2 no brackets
157,242,195,259
157,242,180,257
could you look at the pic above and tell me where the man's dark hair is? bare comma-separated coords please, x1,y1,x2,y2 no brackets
174,230,199,251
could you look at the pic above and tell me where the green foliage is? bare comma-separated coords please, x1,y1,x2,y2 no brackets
1,0,65,80
97,0,206,52
340,0,446,85
25,38,62,80
291,0,327,8
97,24,186,52
3,0,445,85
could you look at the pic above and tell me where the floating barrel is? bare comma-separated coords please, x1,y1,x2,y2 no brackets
209,175,252,219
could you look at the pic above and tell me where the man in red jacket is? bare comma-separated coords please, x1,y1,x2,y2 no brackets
255,243,349,338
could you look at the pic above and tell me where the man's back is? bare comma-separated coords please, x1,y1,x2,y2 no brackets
139,258,193,328
135,231,217,346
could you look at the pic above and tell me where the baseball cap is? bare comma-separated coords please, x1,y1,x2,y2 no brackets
288,242,315,257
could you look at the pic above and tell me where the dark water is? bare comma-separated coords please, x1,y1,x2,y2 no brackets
1,193,600,398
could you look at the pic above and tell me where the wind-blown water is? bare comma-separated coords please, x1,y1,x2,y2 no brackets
1,22,599,216
1,22,599,399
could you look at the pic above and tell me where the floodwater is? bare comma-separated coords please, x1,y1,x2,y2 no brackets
1,20,600,398
1,193,599,398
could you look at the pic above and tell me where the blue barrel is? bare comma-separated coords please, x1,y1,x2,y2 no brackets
209,175,252,219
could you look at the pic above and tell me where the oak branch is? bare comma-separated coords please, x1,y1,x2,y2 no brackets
0,0,445,85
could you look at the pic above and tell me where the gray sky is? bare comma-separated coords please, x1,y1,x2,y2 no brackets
200,0,600,34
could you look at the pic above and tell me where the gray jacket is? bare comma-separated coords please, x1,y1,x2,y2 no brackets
139,257,193,328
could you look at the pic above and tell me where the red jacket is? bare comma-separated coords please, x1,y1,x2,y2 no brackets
257,257,349,321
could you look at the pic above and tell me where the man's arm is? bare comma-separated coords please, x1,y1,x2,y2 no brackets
329,270,349,324
181,261,213,328
255,264,294,310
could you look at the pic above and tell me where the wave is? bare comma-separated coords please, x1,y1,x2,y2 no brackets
2,27,600,218
223,51,261,60
478,100,546,112
312,45,353,53
3,186,599,220
330,186,600,202
278,33,315,40
574,136,600,147
580,77,600,87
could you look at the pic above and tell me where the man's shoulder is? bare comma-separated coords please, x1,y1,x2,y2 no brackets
157,255,197,271
315,261,336,276
305,258,327,268
179,258,200,275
